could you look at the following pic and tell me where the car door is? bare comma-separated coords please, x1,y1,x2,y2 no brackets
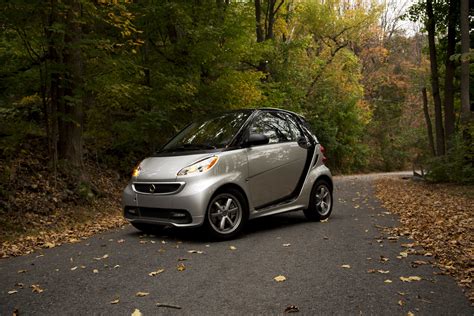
246,111,308,209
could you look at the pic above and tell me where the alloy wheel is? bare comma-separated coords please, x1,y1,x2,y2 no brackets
208,193,243,234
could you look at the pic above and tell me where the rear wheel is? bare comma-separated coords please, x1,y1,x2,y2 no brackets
304,179,333,221
131,222,166,235
205,188,248,240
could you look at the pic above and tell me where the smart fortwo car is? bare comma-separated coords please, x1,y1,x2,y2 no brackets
122,108,333,240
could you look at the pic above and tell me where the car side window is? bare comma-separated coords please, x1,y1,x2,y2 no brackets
250,112,294,144
285,114,303,140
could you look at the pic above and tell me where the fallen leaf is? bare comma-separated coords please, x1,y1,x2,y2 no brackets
320,218,329,223
149,268,165,276
110,298,120,304
398,300,404,306
282,243,291,247
177,263,186,271
93,269,99,274
377,269,390,274
384,279,392,284
8,290,18,295
367,269,376,273
44,242,55,248
187,250,204,254
341,264,351,269
274,275,287,282
284,305,299,313
31,284,44,293
156,302,182,309
114,265,120,269
229,246,237,250
131,309,142,316
400,276,422,282
17,269,27,274
407,312,415,316
380,255,389,263
399,251,408,258
117,239,125,243
94,254,109,261
136,292,149,297
71,266,78,271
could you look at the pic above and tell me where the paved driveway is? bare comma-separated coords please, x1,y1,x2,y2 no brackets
1,174,472,315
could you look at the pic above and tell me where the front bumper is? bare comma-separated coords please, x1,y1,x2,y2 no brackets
122,176,220,227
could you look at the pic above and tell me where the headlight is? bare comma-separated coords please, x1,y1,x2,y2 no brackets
177,156,219,176
132,164,141,177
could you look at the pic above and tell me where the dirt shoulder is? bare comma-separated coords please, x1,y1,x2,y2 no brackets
375,178,474,302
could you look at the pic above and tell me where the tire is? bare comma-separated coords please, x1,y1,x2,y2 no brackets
304,179,333,221
131,222,165,235
205,188,248,240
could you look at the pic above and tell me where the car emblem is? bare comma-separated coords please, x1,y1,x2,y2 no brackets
149,184,156,193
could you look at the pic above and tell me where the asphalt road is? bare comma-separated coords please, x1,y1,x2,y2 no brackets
1,174,472,315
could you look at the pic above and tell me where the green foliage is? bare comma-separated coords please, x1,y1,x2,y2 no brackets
426,126,474,184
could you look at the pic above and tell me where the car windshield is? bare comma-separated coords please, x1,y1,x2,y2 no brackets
161,111,251,152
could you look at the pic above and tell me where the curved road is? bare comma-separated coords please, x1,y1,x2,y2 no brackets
1,173,472,315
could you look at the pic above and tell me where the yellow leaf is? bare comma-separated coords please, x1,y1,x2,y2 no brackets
177,263,186,271
149,268,165,276
110,299,120,304
31,284,44,293
229,246,237,250
274,275,286,282
398,300,404,306
131,309,142,316
407,312,415,316
400,276,422,282
341,264,351,269
136,292,149,297
384,279,392,284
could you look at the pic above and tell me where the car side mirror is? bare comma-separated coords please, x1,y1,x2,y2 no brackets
245,133,269,147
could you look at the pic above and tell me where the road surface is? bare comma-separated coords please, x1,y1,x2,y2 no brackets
1,173,472,315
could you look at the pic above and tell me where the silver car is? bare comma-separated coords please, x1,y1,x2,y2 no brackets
122,108,333,240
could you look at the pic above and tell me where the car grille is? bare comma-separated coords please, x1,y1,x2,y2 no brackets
133,183,182,194
125,207,192,224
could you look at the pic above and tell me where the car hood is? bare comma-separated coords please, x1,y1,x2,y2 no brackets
136,153,213,182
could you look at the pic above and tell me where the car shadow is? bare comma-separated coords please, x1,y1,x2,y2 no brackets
125,211,315,242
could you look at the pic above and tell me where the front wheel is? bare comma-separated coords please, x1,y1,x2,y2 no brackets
304,179,333,221
205,189,248,240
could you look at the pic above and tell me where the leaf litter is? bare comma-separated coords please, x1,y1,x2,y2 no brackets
376,178,474,302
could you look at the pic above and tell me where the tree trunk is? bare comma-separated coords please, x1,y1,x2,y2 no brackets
460,0,471,121
422,88,436,156
443,0,457,146
57,0,84,169
426,0,445,156
255,0,264,43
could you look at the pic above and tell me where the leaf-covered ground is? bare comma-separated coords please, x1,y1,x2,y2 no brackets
0,152,127,258
375,178,474,303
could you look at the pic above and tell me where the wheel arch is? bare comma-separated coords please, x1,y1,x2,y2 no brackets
316,175,333,192
213,183,250,211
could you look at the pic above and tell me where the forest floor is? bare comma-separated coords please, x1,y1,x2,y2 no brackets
0,151,127,258
375,178,474,303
